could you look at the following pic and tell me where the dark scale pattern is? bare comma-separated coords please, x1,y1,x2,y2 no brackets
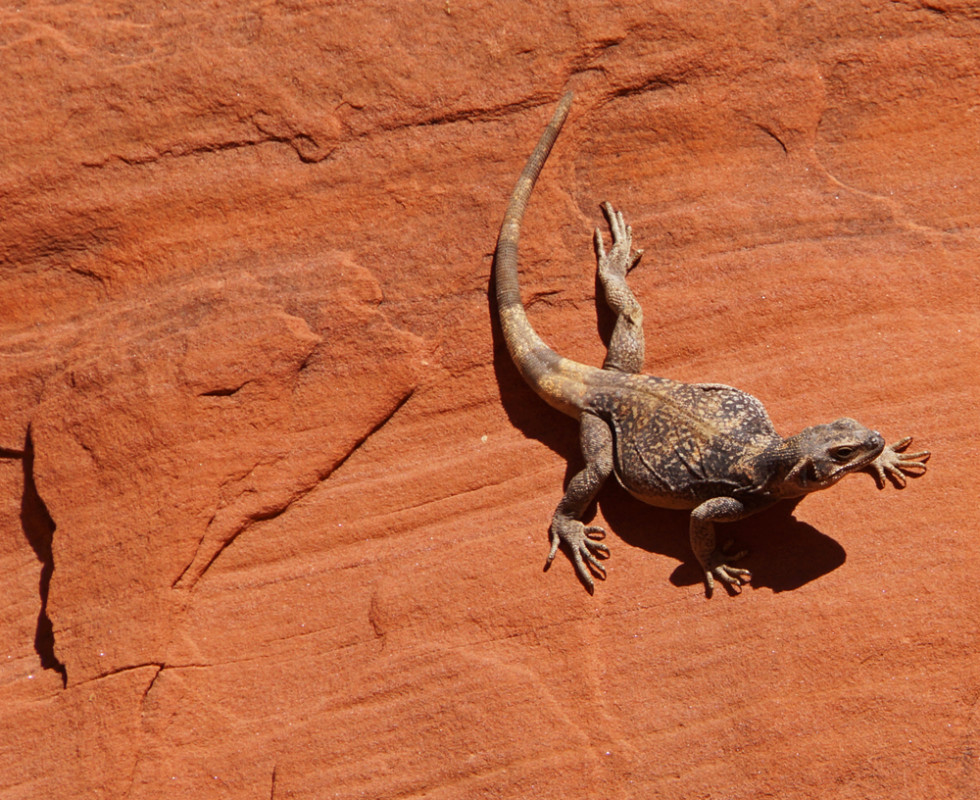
591,379,782,509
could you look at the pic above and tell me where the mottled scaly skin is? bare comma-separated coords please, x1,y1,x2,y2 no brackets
493,93,930,596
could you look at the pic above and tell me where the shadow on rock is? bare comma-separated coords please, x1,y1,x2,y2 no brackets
600,490,846,595
20,426,68,686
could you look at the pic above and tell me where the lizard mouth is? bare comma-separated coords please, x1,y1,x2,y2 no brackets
829,440,884,481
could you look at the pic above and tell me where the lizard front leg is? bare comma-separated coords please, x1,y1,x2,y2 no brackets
689,497,752,598
546,412,614,592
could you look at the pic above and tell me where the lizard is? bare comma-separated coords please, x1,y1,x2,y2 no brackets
493,91,930,597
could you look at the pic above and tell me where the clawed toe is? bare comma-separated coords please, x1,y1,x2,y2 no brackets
593,227,606,259
595,202,642,280
546,519,610,592
703,543,752,598
869,436,931,489
627,248,644,273
705,564,752,598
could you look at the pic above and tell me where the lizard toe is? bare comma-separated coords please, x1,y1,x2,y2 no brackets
705,563,752,597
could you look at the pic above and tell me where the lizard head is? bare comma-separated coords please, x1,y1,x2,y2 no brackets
777,418,885,496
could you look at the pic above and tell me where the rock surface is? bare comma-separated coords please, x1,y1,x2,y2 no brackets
1,1,978,797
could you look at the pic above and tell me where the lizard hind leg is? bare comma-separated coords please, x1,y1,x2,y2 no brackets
594,202,646,374
546,411,615,593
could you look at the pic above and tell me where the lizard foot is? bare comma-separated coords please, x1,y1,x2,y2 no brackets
595,202,643,279
867,436,930,489
704,544,751,598
546,517,609,593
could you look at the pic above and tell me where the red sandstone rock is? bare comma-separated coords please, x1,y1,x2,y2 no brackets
1,2,977,798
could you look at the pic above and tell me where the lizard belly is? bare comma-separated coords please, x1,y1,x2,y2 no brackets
618,478,701,510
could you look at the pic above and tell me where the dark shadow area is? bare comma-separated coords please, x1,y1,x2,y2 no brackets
20,426,68,687
601,489,846,594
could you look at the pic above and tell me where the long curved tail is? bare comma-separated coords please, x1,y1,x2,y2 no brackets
493,92,588,417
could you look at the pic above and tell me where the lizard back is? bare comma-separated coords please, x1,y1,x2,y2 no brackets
586,375,782,508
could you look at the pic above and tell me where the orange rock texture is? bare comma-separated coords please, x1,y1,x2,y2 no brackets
1,1,978,797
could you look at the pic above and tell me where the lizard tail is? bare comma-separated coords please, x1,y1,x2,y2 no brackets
494,92,586,417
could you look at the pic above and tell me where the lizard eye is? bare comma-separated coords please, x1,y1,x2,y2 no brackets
831,446,855,461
